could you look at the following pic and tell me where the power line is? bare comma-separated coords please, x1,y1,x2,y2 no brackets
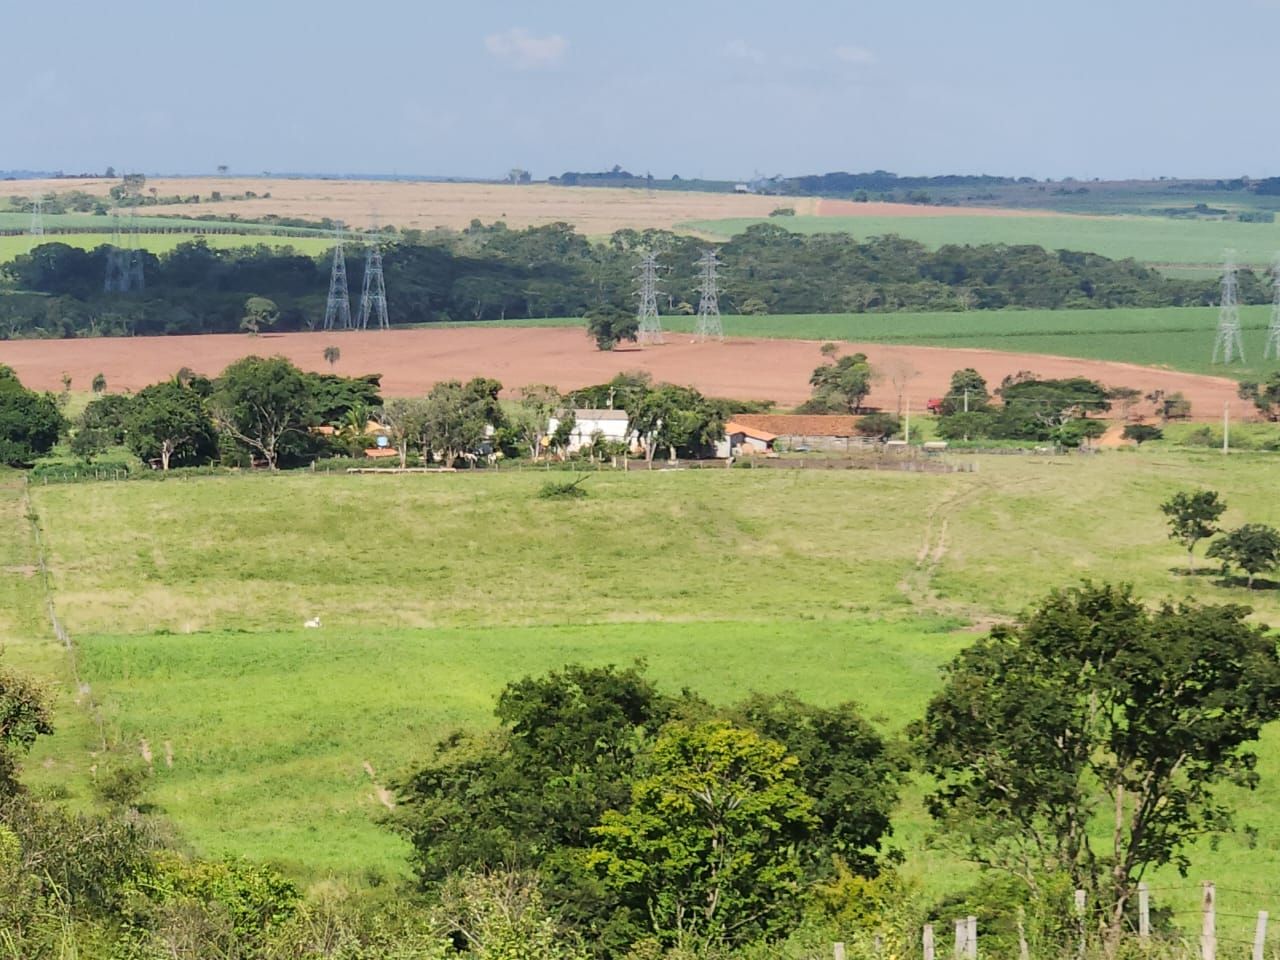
28,196,44,251
1212,249,1245,365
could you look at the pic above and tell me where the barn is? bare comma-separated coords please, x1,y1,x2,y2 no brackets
726,414,877,453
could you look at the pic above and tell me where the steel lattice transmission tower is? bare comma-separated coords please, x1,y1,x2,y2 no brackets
125,205,145,292
635,252,663,344
323,221,352,331
693,248,724,342
28,197,44,250
357,231,389,331
1211,250,1245,365
104,210,130,293
1265,255,1280,361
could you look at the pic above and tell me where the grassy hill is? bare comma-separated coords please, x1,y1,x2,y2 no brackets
684,213,1280,275
5,453,1280,937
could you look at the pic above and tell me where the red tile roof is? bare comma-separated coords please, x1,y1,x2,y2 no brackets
730,414,861,437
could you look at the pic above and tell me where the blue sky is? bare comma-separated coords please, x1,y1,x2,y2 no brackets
6,0,1278,181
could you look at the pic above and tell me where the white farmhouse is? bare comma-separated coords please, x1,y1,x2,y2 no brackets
546,409,636,454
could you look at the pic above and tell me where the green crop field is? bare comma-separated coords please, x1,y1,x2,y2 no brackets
0,232,333,264
683,213,1280,272
5,453,1280,935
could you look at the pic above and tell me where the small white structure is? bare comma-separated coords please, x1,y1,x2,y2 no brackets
546,409,637,454
717,419,778,458
303,616,322,629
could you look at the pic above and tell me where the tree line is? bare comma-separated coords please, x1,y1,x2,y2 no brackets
3,581,1278,957
0,221,1248,339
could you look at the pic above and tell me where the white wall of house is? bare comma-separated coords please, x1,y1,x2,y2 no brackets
547,410,637,453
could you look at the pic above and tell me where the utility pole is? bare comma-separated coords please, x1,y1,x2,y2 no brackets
1265,254,1280,360
693,248,724,342
323,221,352,331
636,252,663,345
1212,250,1245,364
1223,402,1230,455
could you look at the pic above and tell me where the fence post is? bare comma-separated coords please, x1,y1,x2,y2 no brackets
966,916,977,960
1201,882,1216,960
923,923,935,960
1075,889,1087,960
1017,907,1029,960
1138,881,1150,940
833,942,845,960
954,918,965,958
1253,911,1267,960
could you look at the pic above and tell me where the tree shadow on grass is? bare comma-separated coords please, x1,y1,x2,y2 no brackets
1168,566,1219,578
1212,575,1280,592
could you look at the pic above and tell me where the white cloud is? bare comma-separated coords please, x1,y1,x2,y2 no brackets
483,28,568,70
834,45,877,65
723,39,767,64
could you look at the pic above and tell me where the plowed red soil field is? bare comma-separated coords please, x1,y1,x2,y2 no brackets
0,327,1241,419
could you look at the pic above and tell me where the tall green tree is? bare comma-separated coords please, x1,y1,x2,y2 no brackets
0,367,64,466
628,384,724,462
1161,489,1227,573
1206,524,1280,589
0,663,53,794
589,721,817,950
914,583,1280,946
239,296,279,336
939,368,990,416
125,379,218,471
210,356,315,470
807,352,875,413
585,305,639,351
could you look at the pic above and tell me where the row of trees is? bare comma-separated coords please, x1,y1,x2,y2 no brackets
0,222,1246,339
69,359,382,470
932,368,1116,446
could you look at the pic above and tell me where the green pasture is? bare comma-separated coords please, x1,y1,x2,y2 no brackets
0,211,331,235
5,454,1280,930
683,213,1280,272
0,232,333,264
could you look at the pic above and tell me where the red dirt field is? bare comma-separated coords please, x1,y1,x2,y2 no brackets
0,327,1242,420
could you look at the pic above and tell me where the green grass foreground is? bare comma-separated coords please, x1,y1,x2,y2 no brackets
5,457,1280,935
683,212,1280,271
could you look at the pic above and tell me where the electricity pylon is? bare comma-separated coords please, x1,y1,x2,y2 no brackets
357,232,389,331
1211,250,1245,365
693,249,724,342
1265,255,1280,361
323,221,352,331
636,252,663,345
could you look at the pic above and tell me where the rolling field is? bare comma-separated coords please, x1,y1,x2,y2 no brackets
6,454,1280,936
686,213,1280,272
0,232,332,263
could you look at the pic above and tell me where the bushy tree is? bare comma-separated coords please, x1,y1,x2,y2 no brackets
210,356,315,470
0,366,64,466
590,721,816,950
1207,524,1280,589
915,583,1280,946
1238,373,1280,421
0,663,53,793
807,352,875,413
938,368,990,416
585,305,639,351
1161,489,1226,573
125,379,218,470
628,384,725,462
1122,423,1162,445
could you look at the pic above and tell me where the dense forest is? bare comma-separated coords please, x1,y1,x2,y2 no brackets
0,221,1252,339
